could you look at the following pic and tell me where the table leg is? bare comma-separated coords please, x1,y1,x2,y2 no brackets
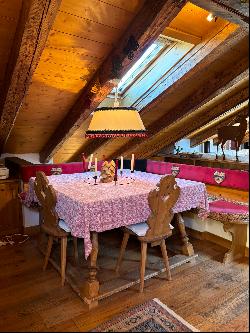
175,213,194,256
82,232,99,309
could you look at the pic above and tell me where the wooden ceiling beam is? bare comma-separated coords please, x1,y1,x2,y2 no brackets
190,105,249,147
109,56,249,159
191,0,249,27
0,0,62,152
39,0,188,163
131,86,249,158
69,23,246,161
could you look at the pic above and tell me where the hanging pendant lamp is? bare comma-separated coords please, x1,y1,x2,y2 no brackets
85,87,147,138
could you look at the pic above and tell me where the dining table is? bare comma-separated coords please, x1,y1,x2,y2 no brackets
25,170,209,307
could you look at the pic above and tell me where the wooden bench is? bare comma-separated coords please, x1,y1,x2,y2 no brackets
208,197,248,263
146,160,249,262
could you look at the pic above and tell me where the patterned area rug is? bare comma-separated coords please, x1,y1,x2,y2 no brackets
90,298,199,332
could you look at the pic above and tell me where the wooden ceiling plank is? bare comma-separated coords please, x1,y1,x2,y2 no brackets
60,0,143,27
68,138,108,162
190,105,249,147
39,0,188,163
191,0,249,27
0,0,62,152
131,86,249,158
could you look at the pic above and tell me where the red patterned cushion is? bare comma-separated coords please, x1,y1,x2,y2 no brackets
209,200,249,214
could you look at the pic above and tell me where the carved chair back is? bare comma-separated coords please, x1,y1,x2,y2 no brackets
34,171,61,233
142,175,180,241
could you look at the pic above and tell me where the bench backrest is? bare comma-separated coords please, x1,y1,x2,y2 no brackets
146,160,249,191
21,161,103,183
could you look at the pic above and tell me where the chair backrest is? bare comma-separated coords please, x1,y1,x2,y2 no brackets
144,175,180,240
34,171,59,230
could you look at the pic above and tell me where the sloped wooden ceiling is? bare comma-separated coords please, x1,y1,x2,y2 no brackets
53,2,249,163
3,0,145,154
0,0,249,163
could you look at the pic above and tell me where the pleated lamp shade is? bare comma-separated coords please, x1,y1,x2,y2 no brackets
85,107,147,138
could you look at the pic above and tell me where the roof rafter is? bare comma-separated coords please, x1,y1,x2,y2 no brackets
69,23,246,161
108,56,249,159
128,85,249,158
39,0,188,163
0,0,62,152
189,103,249,147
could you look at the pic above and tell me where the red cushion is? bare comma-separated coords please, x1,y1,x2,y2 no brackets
146,160,249,191
203,167,249,190
21,161,104,183
209,200,249,214
171,163,207,182
146,160,171,174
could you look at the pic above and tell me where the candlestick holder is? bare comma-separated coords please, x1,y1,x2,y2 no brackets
119,170,124,185
93,175,98,185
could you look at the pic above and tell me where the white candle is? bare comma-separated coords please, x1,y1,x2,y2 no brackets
131,154,134,172
88,154,93,170
94,157,98,175
120,156,123,171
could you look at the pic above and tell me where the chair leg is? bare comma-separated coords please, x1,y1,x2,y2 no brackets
43,235,53,271
115,232,130,273
61,237,67,286
73,237,78,264
140,242,147,293
160,239,172,281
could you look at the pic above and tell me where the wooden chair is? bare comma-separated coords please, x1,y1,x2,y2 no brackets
116,175,180,292
34,171,78,286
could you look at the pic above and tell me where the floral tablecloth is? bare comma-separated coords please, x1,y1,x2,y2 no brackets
25,170,208,258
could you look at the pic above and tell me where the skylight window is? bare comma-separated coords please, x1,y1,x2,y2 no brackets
114,36,172,95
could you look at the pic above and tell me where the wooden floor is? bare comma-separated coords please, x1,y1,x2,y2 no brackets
0,232,248,332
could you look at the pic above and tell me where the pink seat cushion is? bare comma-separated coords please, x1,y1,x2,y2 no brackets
209,200,249,215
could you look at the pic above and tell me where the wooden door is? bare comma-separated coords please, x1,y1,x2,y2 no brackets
0,180,22,236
